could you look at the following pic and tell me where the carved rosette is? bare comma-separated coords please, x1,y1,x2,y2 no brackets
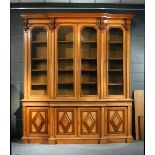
123,19,131,31
96,17,107,30
47,18,58,31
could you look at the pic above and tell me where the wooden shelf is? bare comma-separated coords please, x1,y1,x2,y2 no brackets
108,83,123,86
108,69,123,72
32,58,47,61
81,82,97,85
32,41,47,44
108,58,123,60
109,41,123,44
58,82,73,85
58,58,73,60
31,83,47,86
81,41,97,43
58,41,73,43
32,69,47,72
58,69,73,72
82,58,97,60
82,69,97,72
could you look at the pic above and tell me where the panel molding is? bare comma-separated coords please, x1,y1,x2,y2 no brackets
106,107,127,135
56,108,76,135
79,108,100,135
29,108,48,135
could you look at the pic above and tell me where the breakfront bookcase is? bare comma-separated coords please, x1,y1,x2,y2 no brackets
21,13,133,144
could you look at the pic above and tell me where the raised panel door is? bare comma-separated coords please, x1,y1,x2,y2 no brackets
55,108,77,136
105,107,127,136
28,107,49,136
78,108,100,136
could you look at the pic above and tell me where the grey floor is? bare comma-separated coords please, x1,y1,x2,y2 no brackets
11,140,144,155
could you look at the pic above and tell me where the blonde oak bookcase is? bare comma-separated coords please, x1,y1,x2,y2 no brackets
21,13,133,144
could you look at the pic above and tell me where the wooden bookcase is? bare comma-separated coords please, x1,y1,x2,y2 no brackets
21,13,133,144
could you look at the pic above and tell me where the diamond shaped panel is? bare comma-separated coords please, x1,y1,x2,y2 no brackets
60,112,72,133
81,110,98,134
108,109,125,134
57,110,74,134
83,112,96,133
110,112,123,131
32,112,45,132
30,110,48,134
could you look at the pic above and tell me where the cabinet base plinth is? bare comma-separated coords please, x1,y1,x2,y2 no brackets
28,139,48,144
100,136,134,144
21,137,28,144
21,137,49,144
48,138,56,144
21,136,133,144
126,137,134,143
56,138,100,144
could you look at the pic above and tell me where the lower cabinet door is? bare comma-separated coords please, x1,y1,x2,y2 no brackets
27,107,49,136
105,107,127,136
55,108,77,136
78,108,100,136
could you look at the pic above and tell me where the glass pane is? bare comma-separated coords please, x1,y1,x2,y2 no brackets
31,28,47,96
81,27,97,96
108,28,123,95
57,27,74,96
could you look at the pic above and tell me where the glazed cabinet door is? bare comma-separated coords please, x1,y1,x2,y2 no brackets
55,25,76,98
78,25,100,98
27,25,52,98
105,26,127,98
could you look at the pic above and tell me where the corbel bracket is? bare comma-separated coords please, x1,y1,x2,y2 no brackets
23,19,28,32
47,18,58,31
123,19,131,31
23,19,32,32
96,17,107,30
